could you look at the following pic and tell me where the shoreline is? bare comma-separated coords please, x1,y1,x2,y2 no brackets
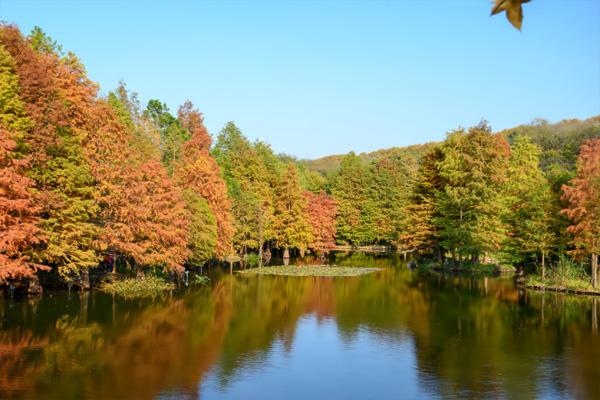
525,283,600,297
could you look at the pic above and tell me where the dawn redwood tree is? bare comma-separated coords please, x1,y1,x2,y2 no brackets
0,129,43,283
562,138,600,288
213,122,274,255
370,156,412,244
304,191,337,256
0,44,44,283
332,152,376,245
98,93,191,273
399,147,444,257
181,190,217,266
271,164,312,257
503,136,556,275
145,99,189,174
1,26,100,281
101,160,191,273
434,123,510,263
175,101,234,258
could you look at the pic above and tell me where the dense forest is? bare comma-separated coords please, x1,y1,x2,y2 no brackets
1,25,599,292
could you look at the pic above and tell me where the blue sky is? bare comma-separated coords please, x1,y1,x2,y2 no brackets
2,1,599,159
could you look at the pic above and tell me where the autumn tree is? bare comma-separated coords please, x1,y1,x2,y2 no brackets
98,91,191,273
304,191,337,256
213,122,274,255
562,139,600,288
370,155,415,244
271,164,312,257
174,101,233,258
433,123,510,263
0,44,43,284
1,26,101,282
145,99,190,174
399,147,444,257
182,190,217,266
502,135,556,275
332,152,376,245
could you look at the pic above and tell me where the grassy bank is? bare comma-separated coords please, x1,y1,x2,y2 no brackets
418,262,516,275
99,276,175,298
526,276,600,296
239,265,382,277
524,257,600,296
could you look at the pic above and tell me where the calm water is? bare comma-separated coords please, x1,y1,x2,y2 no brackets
1,253,599,399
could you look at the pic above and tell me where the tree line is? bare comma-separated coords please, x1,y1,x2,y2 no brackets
0,25,336,289
1,24,599,290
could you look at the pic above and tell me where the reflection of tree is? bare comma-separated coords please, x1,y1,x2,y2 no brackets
0,257,599,399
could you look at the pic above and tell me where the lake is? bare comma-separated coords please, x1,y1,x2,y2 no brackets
1,253,598,399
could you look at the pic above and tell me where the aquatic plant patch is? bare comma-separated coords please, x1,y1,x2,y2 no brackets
239,265,382,277
99,276,176,298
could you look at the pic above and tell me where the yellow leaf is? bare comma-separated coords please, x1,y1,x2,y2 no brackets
491,0,531,30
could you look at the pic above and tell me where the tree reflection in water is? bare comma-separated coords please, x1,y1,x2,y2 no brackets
0,253,598,399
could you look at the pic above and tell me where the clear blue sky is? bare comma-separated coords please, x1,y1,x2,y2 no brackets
1,1,599,159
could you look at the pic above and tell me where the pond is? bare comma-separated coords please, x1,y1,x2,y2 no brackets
0,253,598,399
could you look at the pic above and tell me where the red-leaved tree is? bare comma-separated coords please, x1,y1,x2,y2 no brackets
304,191,337,256
0,129,43,283
562,138,600,288
175,101,234,258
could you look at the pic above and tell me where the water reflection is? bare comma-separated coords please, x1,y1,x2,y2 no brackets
0,254,598,399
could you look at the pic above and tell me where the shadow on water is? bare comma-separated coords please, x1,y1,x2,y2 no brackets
0,253,598,399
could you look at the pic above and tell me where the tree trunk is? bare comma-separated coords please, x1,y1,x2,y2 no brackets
541,252,545,279
592,253,598,289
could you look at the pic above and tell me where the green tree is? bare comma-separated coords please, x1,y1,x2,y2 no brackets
182,190,217,266
434,123,510,263
213,122,274,255
332,152,376,245
399,147,444,257
145,99,189,173
272,164,312,256
502,136,556,275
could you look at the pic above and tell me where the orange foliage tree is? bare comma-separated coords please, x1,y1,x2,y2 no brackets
562,138,600,288
93,96,191,273
1,25,100,281
303,191,337,256
0,130,43,283
175,101,233,258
